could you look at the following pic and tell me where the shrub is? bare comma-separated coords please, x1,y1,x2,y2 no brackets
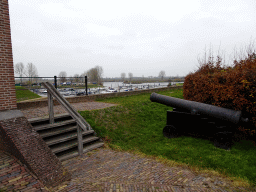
183,48,256,139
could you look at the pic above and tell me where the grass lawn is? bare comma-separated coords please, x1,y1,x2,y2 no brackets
79,88,256,188
15,86,41,102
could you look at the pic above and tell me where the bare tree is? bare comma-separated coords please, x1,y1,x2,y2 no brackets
59,71,67,83
128,72,133,83
14,62,24,83
158,70,166,80
24,63,38,85
25,63,38,77
121,73,126,82
95,65,103,85
87,66,104,85
87,68,97,83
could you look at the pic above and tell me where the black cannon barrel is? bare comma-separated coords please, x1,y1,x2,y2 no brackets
150,92,247,124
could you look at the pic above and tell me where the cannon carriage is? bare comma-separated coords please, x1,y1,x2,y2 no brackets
150,92,249,150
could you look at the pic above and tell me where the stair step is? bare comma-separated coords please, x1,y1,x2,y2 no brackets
33,119,76,131
28,113,71,124
58,142,104,162
51,136,100,154
28,83,104,162
45,130,95,146
39,125,77,138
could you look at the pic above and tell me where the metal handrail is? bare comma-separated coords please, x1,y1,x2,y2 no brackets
42,82,92,155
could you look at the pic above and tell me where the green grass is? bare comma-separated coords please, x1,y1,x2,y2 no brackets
79,88,256,189
15,86,41,102
87,84,103,88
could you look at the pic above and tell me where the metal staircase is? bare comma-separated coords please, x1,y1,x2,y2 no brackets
28,82,103,161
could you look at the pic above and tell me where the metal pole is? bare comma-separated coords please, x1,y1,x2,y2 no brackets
85,76,88,95
54,76,57,89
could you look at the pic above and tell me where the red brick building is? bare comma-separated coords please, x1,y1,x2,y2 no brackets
0,0,17,111
0,1,71,188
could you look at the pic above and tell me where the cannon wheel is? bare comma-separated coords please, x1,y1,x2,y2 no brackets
213,132,233,150
163,125,181,138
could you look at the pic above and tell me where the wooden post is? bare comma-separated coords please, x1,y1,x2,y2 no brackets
48,92,54,124
77,126,83,155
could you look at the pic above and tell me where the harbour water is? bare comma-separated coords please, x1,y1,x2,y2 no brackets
34,82,182,97
103,82,172,89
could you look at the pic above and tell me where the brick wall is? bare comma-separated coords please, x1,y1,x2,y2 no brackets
0,0,17,111
0,115,71,187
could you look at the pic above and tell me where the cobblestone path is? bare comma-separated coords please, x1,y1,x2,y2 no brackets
4,101,254,192
20,101,118,119
0,151,47,192
1,148,255,192
49,148,255,192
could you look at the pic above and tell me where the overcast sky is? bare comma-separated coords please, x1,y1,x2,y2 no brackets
9,0,256,78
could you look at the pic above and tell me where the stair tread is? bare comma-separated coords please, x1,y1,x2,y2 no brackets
28,83,103,161
28,113,70,124
51,136,100,153
33,119,77,131
58,142,104,162
40,125,77,138
45,130,95,146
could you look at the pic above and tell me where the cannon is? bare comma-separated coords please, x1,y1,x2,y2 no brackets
150,92,249,150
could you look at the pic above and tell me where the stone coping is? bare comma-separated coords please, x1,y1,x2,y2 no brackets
0,110,24,121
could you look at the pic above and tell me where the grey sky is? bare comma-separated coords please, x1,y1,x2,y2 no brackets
9,0,256,78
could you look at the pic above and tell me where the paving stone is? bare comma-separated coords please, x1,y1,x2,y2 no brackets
0,174,10,182
20,101,119,119
2,102,255,192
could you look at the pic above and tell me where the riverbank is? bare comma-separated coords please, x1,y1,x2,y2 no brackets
17,85,182,109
